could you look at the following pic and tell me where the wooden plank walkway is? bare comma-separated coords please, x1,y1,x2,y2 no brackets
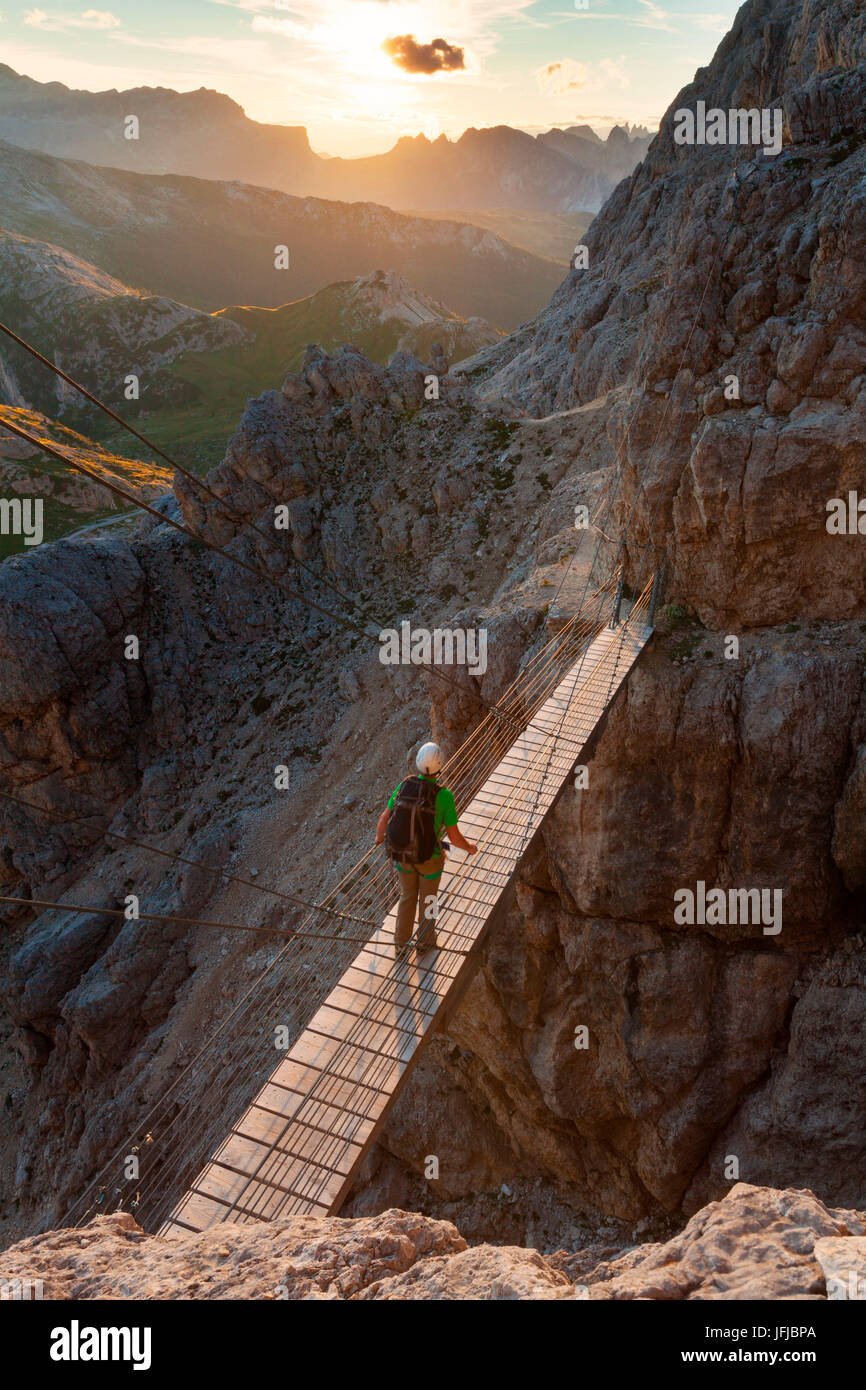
160,611,653,1235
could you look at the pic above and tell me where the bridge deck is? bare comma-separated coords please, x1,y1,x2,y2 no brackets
160,614,652,1235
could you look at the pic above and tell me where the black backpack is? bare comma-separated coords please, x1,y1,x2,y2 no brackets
385,777,439,865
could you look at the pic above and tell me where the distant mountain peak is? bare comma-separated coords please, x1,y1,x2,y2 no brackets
0,63,647,214
565,124,602,143
347,268,452,327
394,132,434,148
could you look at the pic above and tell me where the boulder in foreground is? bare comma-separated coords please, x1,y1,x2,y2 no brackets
1,1185,864,1300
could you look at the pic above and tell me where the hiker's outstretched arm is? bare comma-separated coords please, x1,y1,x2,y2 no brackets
448,824,478,854
375,808,390,845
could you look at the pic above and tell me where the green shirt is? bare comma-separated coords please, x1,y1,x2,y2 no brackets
388,774,457,872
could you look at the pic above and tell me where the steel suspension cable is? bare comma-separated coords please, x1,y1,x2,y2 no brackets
0,789,381,933
229,611,641,1218
89,608,617,1228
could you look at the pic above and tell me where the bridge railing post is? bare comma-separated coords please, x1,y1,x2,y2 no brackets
609,575,624,629
648,564,665,628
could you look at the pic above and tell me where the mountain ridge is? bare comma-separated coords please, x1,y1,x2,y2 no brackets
0,224,501,502
0,63,649,213
0,138,564,330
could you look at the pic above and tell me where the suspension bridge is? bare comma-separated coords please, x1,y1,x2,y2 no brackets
154,573,658,1234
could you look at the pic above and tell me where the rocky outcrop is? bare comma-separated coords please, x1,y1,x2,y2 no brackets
0,1208,468,1300
1,1185,862,1300
173,344,584,622
465,0,866,627
583,1183,866,1301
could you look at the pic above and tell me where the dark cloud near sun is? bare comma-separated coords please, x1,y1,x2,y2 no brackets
382,35,466,76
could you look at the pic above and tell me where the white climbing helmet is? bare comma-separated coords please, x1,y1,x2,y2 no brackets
416,742,443,775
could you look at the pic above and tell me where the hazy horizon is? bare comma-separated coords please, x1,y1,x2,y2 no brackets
0,59,661,159
2,0,740,158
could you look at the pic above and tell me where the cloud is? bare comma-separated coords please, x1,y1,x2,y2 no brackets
537,59,588,94
382,34,465,74
599,56,629,89
546,1,679,32
251,15,309,42
690,12,734,34
79,9,120,27
634,0,676,32
537,54,630,95
24,7,119,29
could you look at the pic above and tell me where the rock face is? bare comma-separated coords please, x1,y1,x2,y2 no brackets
1,1185,862,1300
467,0,866,627
0,537,149,884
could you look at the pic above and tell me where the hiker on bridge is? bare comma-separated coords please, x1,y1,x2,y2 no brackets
375,742,477,954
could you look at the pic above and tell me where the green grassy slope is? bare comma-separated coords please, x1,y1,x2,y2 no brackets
402,209,595,265
0,407,170,558
112,282,499,464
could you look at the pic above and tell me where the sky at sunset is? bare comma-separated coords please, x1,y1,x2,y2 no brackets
1,0,742,156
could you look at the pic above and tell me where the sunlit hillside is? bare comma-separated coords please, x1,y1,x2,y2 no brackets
0,406,170,557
